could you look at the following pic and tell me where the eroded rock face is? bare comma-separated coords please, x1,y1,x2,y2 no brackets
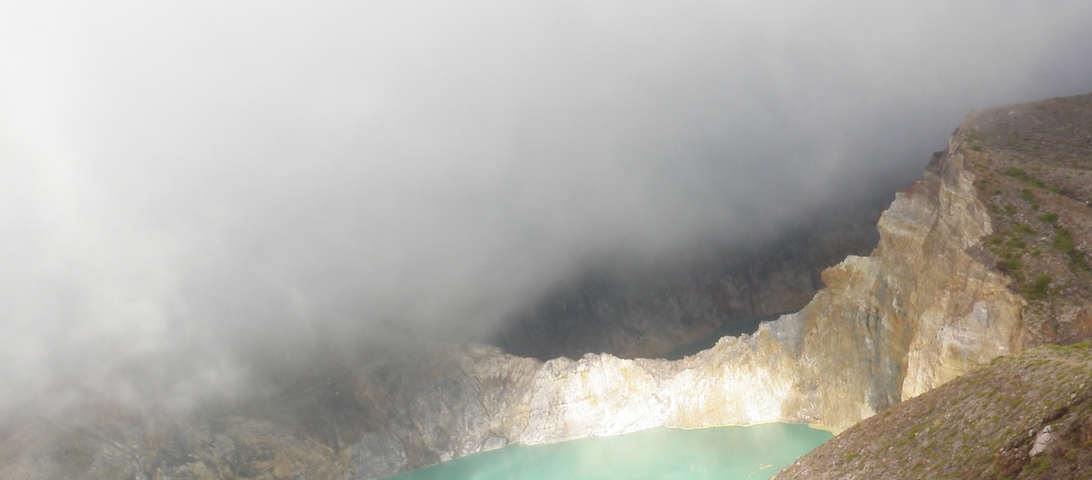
794,138,1023,411
1,101,1043,479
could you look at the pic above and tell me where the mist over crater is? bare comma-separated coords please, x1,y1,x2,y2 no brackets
1,1,1092,416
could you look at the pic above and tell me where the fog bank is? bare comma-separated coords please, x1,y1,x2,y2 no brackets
1,1,1091,411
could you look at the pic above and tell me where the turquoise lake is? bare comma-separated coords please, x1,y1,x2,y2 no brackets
383,423,832,480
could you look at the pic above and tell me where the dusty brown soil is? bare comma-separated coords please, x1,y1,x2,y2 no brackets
964,93,1092,345
777,343,1092,479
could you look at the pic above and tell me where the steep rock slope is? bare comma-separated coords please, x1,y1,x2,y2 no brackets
963,94,1092,345
772,115,1025,423
776,344,1092,479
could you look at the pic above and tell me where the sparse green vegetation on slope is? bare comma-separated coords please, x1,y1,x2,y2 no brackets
777,344,1092,479
967,93,1092,345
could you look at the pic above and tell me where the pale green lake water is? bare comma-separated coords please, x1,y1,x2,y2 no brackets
383,423,832,480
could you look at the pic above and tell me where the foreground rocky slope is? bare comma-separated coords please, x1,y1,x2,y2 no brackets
776,343,1092,479
5,93,1089,479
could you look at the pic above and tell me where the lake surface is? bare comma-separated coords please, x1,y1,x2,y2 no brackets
383,423,832,480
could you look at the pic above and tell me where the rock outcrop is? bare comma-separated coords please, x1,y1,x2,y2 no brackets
8,94,1090,479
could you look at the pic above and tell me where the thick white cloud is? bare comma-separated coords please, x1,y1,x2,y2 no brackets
1,1,1091,410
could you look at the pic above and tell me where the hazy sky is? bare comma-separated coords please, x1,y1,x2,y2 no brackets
2,1,1091,411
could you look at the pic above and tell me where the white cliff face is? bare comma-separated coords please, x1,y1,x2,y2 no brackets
881,139,1022,400
0,126,1027,480
796,137,1022,418
512,319,803,445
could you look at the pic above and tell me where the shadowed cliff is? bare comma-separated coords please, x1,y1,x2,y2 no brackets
492,205,881,360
